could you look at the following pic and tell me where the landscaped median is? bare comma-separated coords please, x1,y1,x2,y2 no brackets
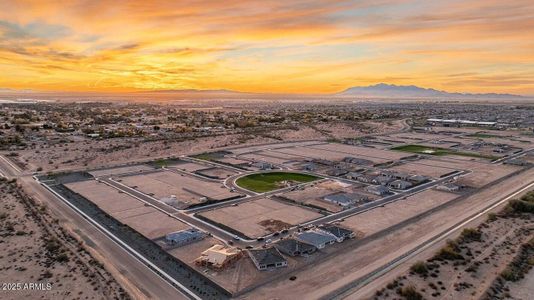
235,172,320,193
391,144,498,160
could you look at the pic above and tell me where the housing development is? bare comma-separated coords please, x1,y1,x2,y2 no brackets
1,98,533,299
1,1,534,299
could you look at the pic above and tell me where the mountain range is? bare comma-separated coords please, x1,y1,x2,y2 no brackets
139,84,524,99
0,84,526,100
337,83,523,99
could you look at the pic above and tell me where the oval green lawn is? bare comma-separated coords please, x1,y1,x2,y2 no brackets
235,172,319,193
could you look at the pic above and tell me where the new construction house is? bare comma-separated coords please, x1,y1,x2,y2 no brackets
195,245,242,269
248,247,288,271
274,238,317,256
318,225,355,242
296,230,337,249
165,228,206,247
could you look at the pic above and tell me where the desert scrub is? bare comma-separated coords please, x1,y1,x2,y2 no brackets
397,285,423,300
434,240,464,261
410,261,429,275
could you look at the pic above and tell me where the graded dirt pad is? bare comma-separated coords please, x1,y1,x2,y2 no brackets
198,198,322,238
196,167,237,179
172,161,211,172
240,151,301,165
238,169,534,300
390,131,466,141
118,210,188,239
422,157,521,187
271,146,348,161
215,157,251,166
118,170,235,204
388,160,459,178
479,136,532,148
65,180,188,239
341,189,459,236
229,141,324,156
389,133,477,149
259,150,308,161
0,180,128,300
89,164,154,177
65,180,147,213
309,143,410,162
432,127,495,134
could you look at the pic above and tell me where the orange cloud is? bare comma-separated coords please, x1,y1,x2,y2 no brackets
0,0,532,94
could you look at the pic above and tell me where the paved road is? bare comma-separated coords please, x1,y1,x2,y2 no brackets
101,165,467,249
0,154,21,177
304,170,467,227
100,177,258,245
0,159,191,300
492,148,533,164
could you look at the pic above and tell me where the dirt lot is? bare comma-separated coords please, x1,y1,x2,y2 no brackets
118,210,188,239
118,170,235,204
240,152,302,165
65,180,147,213
310,143,410,162
270,146,348,162
388,160,459,178
229,141,325,156
0,179,128,300
214,157,251,166
172,161,211,172
196,167,237,179
341,189,459,236
387,132,470,144
88,164,155,177
65,180,188,239
417,157,522,188
198,198,322,238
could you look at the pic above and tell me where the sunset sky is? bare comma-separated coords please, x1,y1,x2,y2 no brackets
0,0,533,95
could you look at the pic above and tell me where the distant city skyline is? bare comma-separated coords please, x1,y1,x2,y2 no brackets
1,1,533,95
